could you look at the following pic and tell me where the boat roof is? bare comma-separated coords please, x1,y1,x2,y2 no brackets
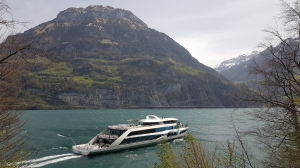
108,124,139,130
107,115,178,130
138,115,178,123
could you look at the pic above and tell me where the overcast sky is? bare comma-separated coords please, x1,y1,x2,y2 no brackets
7,0,293,68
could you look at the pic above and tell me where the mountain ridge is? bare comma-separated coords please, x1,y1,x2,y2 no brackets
215,51,258,72
214,51,260,82
18,5,237,109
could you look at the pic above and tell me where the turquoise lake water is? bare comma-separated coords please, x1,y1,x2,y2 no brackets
22,108,259,167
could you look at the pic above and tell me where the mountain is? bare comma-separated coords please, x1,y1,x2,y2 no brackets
215,51,260,82
215,51,258,72
19,5,237,109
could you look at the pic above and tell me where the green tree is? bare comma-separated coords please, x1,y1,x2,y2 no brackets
154,133,256,168
180,133,213,168
153,141,179,168
154,134,213,168
154,133,214,168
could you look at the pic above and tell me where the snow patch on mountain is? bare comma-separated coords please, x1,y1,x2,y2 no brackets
215,51,258,72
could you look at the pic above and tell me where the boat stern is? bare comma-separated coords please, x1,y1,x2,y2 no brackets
72,144,91,156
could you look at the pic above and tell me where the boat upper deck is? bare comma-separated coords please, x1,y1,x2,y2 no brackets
108,124,141,130
107,115,179,130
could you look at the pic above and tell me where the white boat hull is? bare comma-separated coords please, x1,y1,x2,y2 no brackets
72,132,187,156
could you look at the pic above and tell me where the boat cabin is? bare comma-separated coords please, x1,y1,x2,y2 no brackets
90,128,127,147
89,115,182,147
138,115,178,126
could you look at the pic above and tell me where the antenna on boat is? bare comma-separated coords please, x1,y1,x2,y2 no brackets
68,133,77,146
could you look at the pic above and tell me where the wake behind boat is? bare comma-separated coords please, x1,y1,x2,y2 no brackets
72,115,188,155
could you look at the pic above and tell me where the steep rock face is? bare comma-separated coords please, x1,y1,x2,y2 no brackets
23,63,230,109
52,59,227,108
20,6,237,109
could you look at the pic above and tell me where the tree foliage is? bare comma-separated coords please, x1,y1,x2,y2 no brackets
154,134,213,168
153,141,180,168
180,133,213,168
154,133,256,168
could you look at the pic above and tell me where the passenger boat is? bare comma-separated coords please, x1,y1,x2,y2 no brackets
72,115,188,155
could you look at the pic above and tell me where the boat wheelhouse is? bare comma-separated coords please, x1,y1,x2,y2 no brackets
72,115,188,155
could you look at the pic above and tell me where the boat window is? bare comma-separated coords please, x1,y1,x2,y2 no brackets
109,129,126,136
163,121,170,124
163,120,177,124
128,126,176,136
167,132,177,137
142,122,159,126
99,138,115,144
180,130,187,134
128,129,156,136
156,126,173,132
120,135,162,145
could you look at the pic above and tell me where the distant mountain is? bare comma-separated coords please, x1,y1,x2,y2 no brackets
17,5,238,109
215,51,258,72
215,51,260,82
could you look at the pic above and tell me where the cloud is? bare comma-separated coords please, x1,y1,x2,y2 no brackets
175,32,256,68
7,0,295,68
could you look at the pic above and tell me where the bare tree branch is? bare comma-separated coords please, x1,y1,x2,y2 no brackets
237,0,300,167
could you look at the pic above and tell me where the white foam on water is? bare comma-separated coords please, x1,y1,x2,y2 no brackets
29,155,82,167
52,146,68,149
57,134,66,137
20,153,73,164
172,138,184,143
124,154,138,160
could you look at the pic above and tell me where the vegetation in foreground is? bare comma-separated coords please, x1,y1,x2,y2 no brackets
154,133,256,168
0,0,49,167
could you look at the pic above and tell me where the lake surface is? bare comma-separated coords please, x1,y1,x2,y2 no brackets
22,108,258,168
